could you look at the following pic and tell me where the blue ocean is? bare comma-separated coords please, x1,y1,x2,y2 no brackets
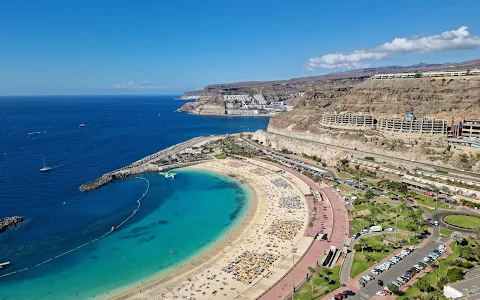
0,95,269,299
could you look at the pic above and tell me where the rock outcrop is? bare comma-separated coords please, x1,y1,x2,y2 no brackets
177,95,226,115
0,216,24,232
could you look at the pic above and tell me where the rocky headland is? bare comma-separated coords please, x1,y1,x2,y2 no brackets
0,216,24,233
178,59,480,116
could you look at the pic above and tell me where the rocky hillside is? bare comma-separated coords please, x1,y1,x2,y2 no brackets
179,59,480,115
273,76,480,131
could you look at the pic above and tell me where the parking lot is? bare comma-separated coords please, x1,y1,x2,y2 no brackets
352,227,447,299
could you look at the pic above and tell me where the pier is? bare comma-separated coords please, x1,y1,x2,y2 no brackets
80,136,224,191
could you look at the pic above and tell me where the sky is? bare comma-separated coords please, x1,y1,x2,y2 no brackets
1,0,480,95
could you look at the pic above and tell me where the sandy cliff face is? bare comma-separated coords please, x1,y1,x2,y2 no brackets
260,76,480,172
271,76,480,130
177,95,225,115
253,127,480,172
338,77,480,119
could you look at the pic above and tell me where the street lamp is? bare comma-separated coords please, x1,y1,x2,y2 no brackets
292,247,297,300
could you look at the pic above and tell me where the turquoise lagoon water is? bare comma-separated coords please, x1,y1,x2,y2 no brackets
0,96,266,299
0,169,249,300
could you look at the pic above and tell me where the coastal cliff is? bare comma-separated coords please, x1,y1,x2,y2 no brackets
177,95,226,115
253,125,480,172
179,59,480,116
0,216,24,232
288,76,480,121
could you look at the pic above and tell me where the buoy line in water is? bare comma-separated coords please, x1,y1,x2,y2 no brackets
0,177,150,279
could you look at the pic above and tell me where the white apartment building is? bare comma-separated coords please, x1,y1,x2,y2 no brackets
253,94,267,105
423,71,467,77
373,73,417,79
321,112,375,128
373,69,480,79
222,94,252,102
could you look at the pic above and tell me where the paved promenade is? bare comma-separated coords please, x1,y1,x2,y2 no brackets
253,159,348,300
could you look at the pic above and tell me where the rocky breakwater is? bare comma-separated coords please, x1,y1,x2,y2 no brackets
80,136,213,191
0,216,24,233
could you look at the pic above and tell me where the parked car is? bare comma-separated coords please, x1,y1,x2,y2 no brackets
378,279,384,286
376,291,386,296
391,280,402,287
364,274,375,281
342,290,355,296
371,269,381,275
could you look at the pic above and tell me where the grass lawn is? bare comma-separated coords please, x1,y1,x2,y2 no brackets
294,266,341,300
337,171,354,179
443,215,480,229
354,203,370,212
350,250,392,278
352,219,371,233
364,181,380,187
413,193,451,210
440,227,454,237
214,154,227,159
420,206,436,214
350,236,393,278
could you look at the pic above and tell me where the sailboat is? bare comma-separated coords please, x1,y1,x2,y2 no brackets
39,156,52,172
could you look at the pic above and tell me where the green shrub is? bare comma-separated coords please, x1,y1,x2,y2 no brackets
447,267,464,283
462,261,474,269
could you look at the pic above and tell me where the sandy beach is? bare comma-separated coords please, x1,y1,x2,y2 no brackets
106,157,313,300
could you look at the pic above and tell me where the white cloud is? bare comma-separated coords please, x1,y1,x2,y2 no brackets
306,26,480,70
379,26,480,53
306,51,387,70
102,81,164,89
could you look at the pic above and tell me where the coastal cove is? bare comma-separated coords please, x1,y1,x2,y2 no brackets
0,170,251,300
0,95,269,299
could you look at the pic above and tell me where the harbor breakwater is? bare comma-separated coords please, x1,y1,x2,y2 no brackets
0,216,24,232
80,136,222,191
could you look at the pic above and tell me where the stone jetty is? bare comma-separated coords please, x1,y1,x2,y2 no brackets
80,136,223,191
0,216,24,232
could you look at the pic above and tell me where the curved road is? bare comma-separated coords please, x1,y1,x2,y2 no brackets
340,230,411,284
431,209,480,234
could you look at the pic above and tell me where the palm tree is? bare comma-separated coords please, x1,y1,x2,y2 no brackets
358,238,367,252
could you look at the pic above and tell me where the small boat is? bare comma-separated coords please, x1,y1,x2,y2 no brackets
79,124,86,127
159,172,177,179
39,156,52,172
0,262,10,270
111,226,115,231
170,249,175,254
